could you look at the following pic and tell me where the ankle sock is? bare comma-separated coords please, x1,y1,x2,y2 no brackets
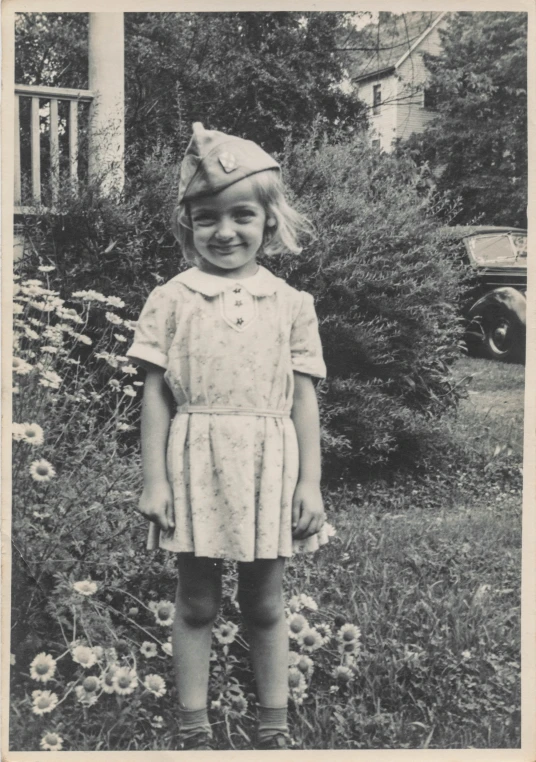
257,704,289,738
179,706,211,735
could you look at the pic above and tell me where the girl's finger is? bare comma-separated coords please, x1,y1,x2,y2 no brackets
292,499,301,531
166,500,175,530
295,511,313,539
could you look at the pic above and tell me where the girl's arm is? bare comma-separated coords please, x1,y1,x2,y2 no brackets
138,366,175,531
291,371,325,539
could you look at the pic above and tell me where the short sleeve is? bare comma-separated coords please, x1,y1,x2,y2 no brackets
290,291,326,379
126,286,177,370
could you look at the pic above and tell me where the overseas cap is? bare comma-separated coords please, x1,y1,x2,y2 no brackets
178,122,280,204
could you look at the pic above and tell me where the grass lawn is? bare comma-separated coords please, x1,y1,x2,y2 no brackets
9,357,524,752
283,356,524,749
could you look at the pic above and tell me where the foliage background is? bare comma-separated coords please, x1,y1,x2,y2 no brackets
402,11,528,228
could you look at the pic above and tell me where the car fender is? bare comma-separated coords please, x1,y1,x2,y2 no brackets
468,287,526,327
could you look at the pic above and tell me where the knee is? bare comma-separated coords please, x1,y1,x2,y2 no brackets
177,590,220,628
239,591,284,629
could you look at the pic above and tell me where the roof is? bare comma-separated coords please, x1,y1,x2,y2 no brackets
441,226,527,239
351,11,447,84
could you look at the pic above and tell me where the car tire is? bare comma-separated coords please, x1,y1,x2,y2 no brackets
480,304,525,363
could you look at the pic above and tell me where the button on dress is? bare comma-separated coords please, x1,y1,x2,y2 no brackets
127,266,327,562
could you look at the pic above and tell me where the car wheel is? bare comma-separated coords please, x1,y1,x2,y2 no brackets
481,304,524,362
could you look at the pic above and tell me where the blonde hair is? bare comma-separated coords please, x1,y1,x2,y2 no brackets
171,169,314,264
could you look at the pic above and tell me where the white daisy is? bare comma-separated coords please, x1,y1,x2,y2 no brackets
121,364,138,375
29,653,56,682
149,600,175,626
56,307,84,323
161,641,172,657
288,667,307,693
143,674,167,697
29,459,56,483
114,333,127,342
123,386,137,398
296,654,314,678
75,684,99,706
105,312,123,326
337,623,361,644
298,628,324,653
288,613,309,640
40,731,63,751
315,623,332,645
140,641,158,659
72,289,107,302
287,595,302,614
214,621,238,645
12,357,33,375
150,715,164,729
71,644,98,669
106,296,126,308
38,265,56,273
20,423,44,446
74,334,93,345
101,666,119,694
39,370,62,389
32,690,59,715
338,639,361,657
112,666,138,695
333,665,353,683
299,594,318,611
72,579,98,596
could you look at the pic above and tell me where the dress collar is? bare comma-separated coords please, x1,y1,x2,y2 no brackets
174,266,280,297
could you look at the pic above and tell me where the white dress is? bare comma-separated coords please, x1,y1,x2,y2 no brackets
127,266,327,562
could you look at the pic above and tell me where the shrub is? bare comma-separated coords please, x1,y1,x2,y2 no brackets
270,134,468,475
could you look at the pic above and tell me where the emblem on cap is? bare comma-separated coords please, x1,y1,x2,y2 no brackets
218,152,238,173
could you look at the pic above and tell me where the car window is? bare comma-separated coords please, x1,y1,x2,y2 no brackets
467,234,527,267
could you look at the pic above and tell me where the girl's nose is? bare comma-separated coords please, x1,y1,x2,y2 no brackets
214,218,235,240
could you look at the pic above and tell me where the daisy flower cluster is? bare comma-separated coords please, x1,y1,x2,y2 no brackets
285,592,362,704
25,630,171,744
12,276,140,421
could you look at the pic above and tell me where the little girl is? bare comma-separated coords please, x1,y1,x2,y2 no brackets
127,123,327,751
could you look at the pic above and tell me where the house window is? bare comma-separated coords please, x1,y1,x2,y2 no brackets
372,139,381,151
423,87,437,110
373,84,381,115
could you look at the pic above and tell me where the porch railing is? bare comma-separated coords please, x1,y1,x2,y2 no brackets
14,84,94,214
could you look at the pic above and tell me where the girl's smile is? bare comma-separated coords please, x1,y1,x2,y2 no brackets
190,178,267,278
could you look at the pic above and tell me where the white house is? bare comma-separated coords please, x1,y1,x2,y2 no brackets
353,12,449,152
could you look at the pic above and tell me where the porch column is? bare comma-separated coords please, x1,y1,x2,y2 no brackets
88,12,125,193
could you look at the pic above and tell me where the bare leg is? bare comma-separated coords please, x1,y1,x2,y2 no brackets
237,557,288,706
172,554,223,709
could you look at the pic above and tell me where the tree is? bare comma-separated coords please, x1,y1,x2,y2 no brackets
15,11,368,165
403,12,527,227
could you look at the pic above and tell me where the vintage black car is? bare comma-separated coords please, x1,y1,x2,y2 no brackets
445,226,527,362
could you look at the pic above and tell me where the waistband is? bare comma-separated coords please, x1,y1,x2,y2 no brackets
176,404,290,419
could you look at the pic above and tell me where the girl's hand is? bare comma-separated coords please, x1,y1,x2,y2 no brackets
138,480,175,532
292,480,325,539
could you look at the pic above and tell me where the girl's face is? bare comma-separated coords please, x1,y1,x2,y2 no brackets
189,177,267,278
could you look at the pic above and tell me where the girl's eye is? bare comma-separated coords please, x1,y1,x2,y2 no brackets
192,215,215,226
234,211,256,222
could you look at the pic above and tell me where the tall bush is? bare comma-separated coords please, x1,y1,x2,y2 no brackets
273,135,467,475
